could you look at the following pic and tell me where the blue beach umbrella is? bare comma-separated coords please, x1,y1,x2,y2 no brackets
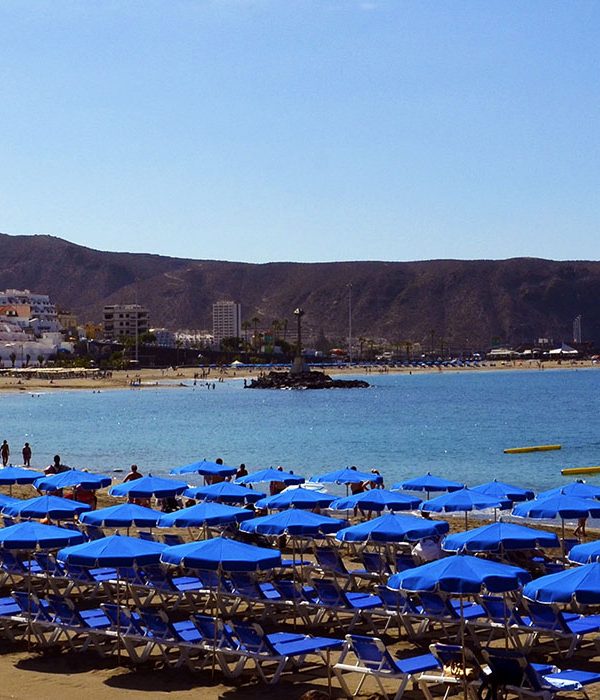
109,474,188,499
392,473,464,498
512,495,600,521
58,534,166,567
388,554,531,595
512,495,600,551
34,469,112,492
170,460,238,478
442,522,560,554
236,468,304,486
421,488,510,528
310,467,383,486
239,509,345,537
255,486,335,511
0,466,43,485
537,482,600,501
184,482,264,505
522,563,600,605
472,480,535,503
2,494,91,520
79,503,162,529
335,513,449,543
158,501,253,528
330,489,421,513
161,536,281,572
0,494,19,509
0,521,85,550
567,541,600,565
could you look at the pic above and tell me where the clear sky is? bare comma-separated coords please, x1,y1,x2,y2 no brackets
1,1,599,263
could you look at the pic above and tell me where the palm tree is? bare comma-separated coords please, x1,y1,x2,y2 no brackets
37,354,44,367
271,319,282,345
241,320,251,347
9,352,16,368
358,337,366,360
25,354,31,368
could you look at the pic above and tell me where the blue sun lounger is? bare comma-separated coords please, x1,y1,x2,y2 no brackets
519,600,600,657
229,619,343,684
482,647,600,700
311,578,382,631
333,634,441,700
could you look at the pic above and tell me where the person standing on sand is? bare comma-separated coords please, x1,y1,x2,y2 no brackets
123,464,143,504
1,440,9,466
44,455,69,476
349,465,365,495
123,464,142,483
22,442,32,467
574,516,587,539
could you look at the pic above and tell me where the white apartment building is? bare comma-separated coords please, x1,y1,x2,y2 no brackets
103,304,149,340
212,301,241,344
150,328,176,348
0,288,62,334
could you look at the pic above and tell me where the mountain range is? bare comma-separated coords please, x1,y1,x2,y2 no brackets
1,233,598,349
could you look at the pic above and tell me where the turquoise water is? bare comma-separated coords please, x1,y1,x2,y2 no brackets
1,368,599,493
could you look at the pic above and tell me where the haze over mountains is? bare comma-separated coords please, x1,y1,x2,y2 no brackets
1,233,598,349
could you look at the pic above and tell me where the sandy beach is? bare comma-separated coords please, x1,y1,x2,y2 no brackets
0,360,597,699
0,359,594,394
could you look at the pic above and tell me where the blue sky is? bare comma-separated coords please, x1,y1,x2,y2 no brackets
1,1,599,263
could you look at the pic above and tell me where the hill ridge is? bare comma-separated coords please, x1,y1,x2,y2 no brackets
0,233,597,348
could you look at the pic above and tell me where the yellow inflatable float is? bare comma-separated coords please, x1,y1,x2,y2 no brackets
504,444,561,454
561,466,600,476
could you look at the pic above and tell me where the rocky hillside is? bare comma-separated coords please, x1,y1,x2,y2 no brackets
1,233,598,348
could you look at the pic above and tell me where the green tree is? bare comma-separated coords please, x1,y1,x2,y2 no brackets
220,336,240,352
241,320,251,347
358,337,366,360
37,354,44,367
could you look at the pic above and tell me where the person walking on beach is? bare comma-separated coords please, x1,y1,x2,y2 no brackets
1,440,9,466
574,516,587,539
349,465,365,495
270,465,286,496
22,442,32,467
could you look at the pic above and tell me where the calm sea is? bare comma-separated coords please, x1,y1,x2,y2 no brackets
1,368,599,494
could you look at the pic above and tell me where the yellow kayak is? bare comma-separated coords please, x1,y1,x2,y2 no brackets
561,466,600,476
504,444,561,454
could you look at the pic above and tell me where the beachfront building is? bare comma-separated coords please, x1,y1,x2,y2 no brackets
103,304,149,341
212,301,241,345
57,310,78,335
150,328,177,348
0,289,72,365
0,288,62,335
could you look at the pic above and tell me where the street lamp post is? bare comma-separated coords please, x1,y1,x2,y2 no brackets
291,308,305,376
348,283,353,364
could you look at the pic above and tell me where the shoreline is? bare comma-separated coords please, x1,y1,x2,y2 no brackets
0,359,595,394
